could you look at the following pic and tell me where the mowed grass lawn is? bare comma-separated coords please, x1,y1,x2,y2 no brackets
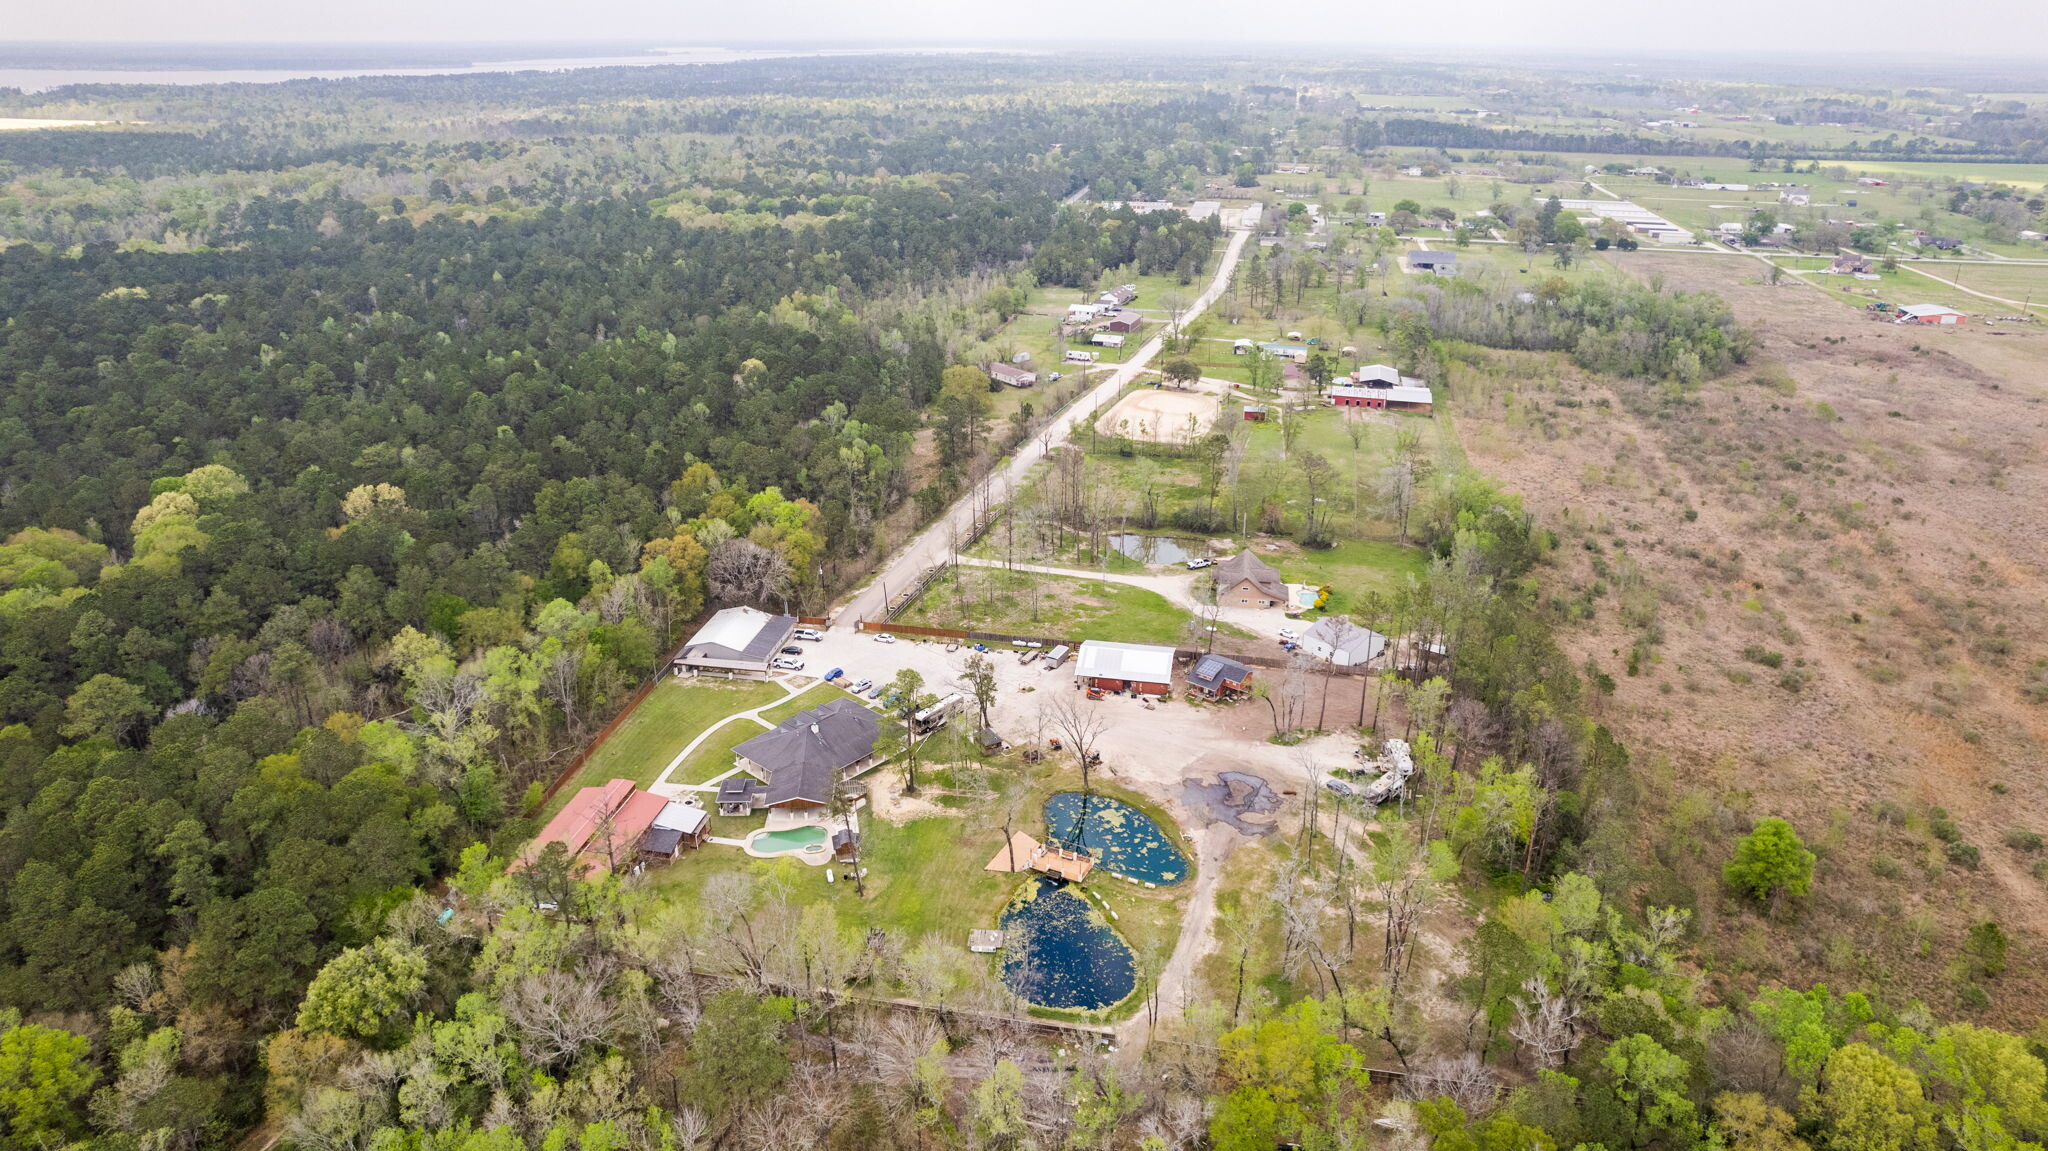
900,568,1196,645
543,678,786,816
1279,539,1430,614
673,716,774,785
761,682,842,725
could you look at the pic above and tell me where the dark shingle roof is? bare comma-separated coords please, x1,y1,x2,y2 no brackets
735,698,880,806
1216,550,1287,600
640,827,684,855
1186,654,1252,692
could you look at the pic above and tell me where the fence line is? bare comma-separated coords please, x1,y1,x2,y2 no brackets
537,630,698,804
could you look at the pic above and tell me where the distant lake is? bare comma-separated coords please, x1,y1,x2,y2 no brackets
0,46,990,94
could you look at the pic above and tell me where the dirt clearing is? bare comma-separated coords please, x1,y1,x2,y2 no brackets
1453,246,2048,1022
1095,387,1219,443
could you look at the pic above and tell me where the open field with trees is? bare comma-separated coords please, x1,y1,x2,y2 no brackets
3,43,2048,1151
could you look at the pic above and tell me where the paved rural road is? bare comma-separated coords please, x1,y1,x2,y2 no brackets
832,225,1254,628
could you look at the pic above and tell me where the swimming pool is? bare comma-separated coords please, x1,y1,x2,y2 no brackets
1043,793,1186,885
751,826,829,855
1000,876,1137,1011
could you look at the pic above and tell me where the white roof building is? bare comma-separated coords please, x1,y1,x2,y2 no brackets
1073,641,1175,686
1354,363,1415,387
676,606,798,672
651,801,709,836
1302,619,1388,667
1896,304,1966,324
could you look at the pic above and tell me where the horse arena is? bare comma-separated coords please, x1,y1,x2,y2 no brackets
1094,387,1220,444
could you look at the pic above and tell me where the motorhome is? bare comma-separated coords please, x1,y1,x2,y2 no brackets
911,693,968,735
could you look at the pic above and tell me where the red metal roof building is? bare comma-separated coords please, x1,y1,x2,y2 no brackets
517,778,670,876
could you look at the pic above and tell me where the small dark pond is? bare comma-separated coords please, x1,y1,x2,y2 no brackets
1105,532,1204,566
1044,792,1187,885
1000,876,1137,1011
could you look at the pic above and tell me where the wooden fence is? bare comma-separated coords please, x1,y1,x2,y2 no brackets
536,630,699,804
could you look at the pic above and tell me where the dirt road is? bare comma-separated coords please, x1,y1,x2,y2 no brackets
951,556,1295,641
832,227,1253,628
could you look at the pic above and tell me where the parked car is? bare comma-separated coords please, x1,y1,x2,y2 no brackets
850,678,874,695
780,646,804,655
1278,628,1300,642
865,683,885,699
823,668,843,682
1048,371,1063,381
1280,640,1300,652
793,627,823,642
872,633,897,644
771,657,804,671
1184,558,1214,570
1324,779,1355,797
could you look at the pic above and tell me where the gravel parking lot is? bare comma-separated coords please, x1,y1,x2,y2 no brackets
781,630,1072,727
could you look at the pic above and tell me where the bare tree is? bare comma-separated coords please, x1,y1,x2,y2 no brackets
1377,459,1417,544
1509,976,1580,1071
1254,653,1315,736
1369,821,1446,1005
539,640,586,733
1446,697,1496,772
957,652,1000,731
1402,1052,1500,1116
671,1107,712,1151
1311,615,1370,730
1046,690,1111,795
706,538,792,608
502,972,619,1068
828,789,866,898
1297,451,1338,545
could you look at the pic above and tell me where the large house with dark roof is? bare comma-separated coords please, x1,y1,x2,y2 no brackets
674,606,797,674
729,699,881,812
1215,550,1288,609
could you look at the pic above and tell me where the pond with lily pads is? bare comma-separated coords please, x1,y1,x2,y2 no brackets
1043,792,1186,885
999,876,1137,1011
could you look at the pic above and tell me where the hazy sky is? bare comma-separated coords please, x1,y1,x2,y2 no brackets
13,0,2048,55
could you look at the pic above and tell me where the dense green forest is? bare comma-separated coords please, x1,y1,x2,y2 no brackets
1,49,2045,1151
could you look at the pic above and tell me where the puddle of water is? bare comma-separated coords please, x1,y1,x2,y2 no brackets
1000,876,1136,1011
1044,792,1186,884
1180,772,1280,836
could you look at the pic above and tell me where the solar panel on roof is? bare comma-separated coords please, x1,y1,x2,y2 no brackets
1194,655,1225,680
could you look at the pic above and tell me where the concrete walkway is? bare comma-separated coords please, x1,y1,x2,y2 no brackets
647,673,809,798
